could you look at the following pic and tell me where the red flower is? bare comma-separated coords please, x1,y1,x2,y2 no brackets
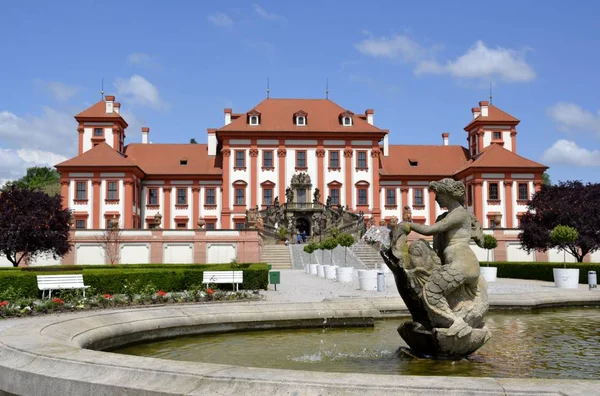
103,294,113,300
157,290,167,297
0,301,8,307
52,298,64,305
206,288,214,295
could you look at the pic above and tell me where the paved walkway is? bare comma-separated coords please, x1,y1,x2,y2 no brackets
261,269,600,306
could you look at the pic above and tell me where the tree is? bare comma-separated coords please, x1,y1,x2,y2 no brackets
320,237,339,265
96,216,122,265
1,166,61,196
550,225,579,268
0,186,71,267
336,233,355,267
519,181,600,262
542,172,551,186
190,138,198,144
482,234,498,266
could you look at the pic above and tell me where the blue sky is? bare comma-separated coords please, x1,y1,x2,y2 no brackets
1,0,599,185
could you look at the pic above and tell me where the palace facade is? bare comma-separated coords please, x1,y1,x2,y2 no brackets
56,95,547,231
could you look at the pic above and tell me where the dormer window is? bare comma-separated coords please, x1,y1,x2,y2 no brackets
296,116,306,126
408,159,418,167
247,109,261,126
180,158,188,166
339,110,354,126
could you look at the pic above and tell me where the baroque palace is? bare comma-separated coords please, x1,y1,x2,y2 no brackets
56,95,547,234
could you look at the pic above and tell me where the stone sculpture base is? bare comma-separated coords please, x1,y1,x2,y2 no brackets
398,321,491,359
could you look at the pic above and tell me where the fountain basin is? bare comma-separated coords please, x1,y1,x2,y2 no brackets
0,300,598,396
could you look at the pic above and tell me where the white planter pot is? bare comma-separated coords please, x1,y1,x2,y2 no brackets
480,266,497,283
325,265,338,280
317,265,326,278
305,263,311,274
336,267,354,283
358,270,379,291
553,268,580,289
309,264,319,275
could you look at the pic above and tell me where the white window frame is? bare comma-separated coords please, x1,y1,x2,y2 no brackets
296,116,306,126
343,116,352,126
249,115,259,125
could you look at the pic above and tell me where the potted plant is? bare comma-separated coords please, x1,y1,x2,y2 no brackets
276,226,288,244
317,237,338,278
550,225,580,289
336,233,355,267
480,234,498,282
303,242,319,274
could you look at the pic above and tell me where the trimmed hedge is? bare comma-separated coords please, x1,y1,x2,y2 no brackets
0,263,268,298
481,262,600,284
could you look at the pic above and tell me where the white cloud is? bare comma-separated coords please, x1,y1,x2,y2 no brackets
541,139,600,167
547,102,600,135
35,80,79,102
415,41,535,82
114,75,166,110
253,3,285,22
0,148,68,187
0,107,76,156
208,12,233,28
355,34,426,62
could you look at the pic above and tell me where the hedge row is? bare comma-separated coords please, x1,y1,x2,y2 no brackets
0,264,268,298
481,262,600,284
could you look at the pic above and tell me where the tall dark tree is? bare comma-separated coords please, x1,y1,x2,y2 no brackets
190,138,198,144
0,186,71,267
519,181,600,262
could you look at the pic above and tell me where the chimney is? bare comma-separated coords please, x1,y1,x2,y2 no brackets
113,102,121,114
365,109,374,125
224,108,232,125
442,132,449,146
105,95,115,114
383,129,389,157
207,128,217,155
479,101,489,117
141,127,149,144
471,107,481,119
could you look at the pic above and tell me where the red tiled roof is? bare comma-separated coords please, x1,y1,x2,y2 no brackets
56,143,138,168
454,143,547,175
380,145,470,177
75,100,126,120
218,98,383,133
464,104,519,130
125,144,221,175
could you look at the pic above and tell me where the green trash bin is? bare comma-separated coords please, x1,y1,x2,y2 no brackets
267,264,272,270
269,271,280,291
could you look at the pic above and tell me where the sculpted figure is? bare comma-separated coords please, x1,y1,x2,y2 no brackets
313,188,321,204
286,187,294,204
325,195,331,208
379,178,490,359
402,205,412,222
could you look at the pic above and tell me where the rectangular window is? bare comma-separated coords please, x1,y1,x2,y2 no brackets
235,221,245,230
414,189,424,206
93,128,103,137
235,188,245,205
358,189,368,205
235,151,245,168
76,181,87,200
177,188,187,205
75,219,86,229
357,151,367,168
493,132,502,140
296,151,306,168
176,222,187,229
488,183,499,200
330,189,340,205
263,151,273,167
386,189,396,206
297,189,306,203
205,188,215,205
206,222,216,230
263,188,273,205
148,188,158,205
107,181,118,200
329,151,339,168
518,183,528,201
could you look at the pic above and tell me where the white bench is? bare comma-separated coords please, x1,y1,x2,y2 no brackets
37,274,91,298
202,271,243,291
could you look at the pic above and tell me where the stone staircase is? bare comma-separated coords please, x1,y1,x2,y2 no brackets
350,242,384,270
260,245,293,269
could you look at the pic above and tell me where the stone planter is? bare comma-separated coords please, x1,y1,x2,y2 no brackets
309,264,319,275
325,265,338,280
358,270,378,291
480,266,497,283
336,267,353,283
317,265,326,278
553,268,580,289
